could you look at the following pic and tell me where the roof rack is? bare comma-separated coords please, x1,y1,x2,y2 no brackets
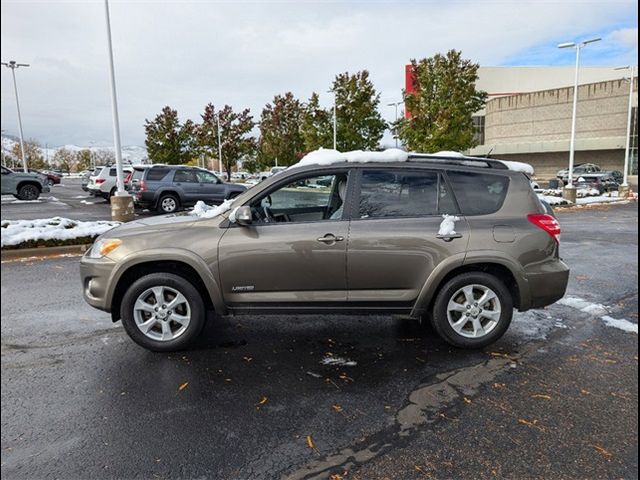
407,153,508,170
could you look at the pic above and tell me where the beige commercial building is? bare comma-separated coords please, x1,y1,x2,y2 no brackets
467,67,638,180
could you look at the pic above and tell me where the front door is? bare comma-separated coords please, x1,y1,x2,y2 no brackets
347,168,469,305
218,170,351,307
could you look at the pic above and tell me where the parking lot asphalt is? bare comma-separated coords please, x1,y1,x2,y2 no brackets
0,178,149,222
1,203,637,479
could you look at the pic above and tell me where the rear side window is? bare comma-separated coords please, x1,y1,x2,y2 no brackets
146,168,170,181
358,170,457,219
446,171,509,215
109,168,117,177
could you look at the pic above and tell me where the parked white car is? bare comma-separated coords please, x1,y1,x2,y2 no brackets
86,165,133,200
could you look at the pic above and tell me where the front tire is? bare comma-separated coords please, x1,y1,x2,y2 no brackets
431,272,513,349
120,273,206,352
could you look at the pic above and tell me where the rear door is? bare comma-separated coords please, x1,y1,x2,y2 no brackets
194,169,226,204
173,169,200,204
346,168,469,306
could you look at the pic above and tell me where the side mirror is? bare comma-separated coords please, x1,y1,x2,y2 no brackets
233,206,252,226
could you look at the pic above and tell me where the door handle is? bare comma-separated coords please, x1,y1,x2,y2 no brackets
317,234,344,244
436,233,463,242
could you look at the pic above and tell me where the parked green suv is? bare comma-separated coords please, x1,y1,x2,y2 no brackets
1,165,50,200
80,150,569,352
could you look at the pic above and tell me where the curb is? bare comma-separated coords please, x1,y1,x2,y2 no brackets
1,244,91,261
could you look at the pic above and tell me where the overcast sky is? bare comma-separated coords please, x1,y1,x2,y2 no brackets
1,0,638,147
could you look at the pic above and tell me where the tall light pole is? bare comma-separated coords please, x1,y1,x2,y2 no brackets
328,89,337,150
103,0,133,221
615,65,636,189
216,112,223,174
387,101,404,148
558,37,601,200
2,60,30,172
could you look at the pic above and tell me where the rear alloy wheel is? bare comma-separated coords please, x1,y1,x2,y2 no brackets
431,272,513,349
120,273,206,352
17,184,41,201
158,194,179,214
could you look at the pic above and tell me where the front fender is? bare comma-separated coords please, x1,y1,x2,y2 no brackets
106,248,226,315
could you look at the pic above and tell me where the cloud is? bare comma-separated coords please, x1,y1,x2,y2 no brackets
607,27,638,50
1,0,637,146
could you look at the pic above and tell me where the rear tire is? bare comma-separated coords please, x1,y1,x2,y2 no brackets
17,184,41,201
431,272,513,349
157,194,179,214
120,273,206,352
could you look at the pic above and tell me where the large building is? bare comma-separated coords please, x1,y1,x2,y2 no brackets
405,66,638,179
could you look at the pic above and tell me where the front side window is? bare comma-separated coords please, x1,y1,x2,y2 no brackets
195,170,218,183
251,172,348,224
358,170,457,219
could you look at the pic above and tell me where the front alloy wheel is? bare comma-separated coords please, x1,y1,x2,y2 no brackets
17,184,40,201
120,273,206,351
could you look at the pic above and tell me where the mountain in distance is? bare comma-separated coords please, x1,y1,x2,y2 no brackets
1,135,148,164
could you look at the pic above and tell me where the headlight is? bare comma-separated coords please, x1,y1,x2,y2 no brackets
89,238,122,258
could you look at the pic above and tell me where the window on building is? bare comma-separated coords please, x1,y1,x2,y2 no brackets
472,115,485,145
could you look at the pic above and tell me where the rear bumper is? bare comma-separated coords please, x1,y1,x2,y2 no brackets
521,259,570,310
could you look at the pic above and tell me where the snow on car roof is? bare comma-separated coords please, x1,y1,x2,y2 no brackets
292,148,535,175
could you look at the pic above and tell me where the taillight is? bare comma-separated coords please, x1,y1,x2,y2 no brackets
139,180,146,191
95,178,106,184
124,173,132,184
528,214,561,242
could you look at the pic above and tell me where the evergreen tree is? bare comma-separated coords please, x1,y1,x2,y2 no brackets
198,103,256,180
258,92,305,168
396,50,487,152
11,139,46,170
144,106,197,164
332,70,387,151
300,92,333,152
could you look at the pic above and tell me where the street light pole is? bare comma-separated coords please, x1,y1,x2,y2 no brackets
558,37,601,200
615,65,636,188
103,0,133,221
2,61,30,172
216,112,223,174
328,89,337,150
387,101,403,148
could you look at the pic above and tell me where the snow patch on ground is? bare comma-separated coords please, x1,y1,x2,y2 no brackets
190,199,234,219
601,316,638,334
80,200,101,205
509,311,560,340
558,296,637,334
292,148,409,168
320,356,357,367
1,217,120,247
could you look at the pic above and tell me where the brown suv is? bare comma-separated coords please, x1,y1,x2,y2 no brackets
80,151,569,352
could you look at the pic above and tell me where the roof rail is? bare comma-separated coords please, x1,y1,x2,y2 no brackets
407,153,508,170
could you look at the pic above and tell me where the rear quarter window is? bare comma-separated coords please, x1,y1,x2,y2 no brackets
446,171,509,215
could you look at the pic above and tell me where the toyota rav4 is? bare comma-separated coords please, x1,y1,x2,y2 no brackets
80,150,569,352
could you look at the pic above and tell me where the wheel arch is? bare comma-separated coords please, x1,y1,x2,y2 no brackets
16,180,42,193
108,252,225,322
411,253,528,319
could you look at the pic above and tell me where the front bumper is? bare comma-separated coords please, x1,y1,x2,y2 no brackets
80,254,117,312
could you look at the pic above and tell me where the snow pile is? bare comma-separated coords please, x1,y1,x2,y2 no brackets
292,148,408,168
499,160,535,175
1,217,120,247
601,316,638,334
433,151,465,158
576,187,601,198
190,199,234,219
438,214,460,235
537,194,572,206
